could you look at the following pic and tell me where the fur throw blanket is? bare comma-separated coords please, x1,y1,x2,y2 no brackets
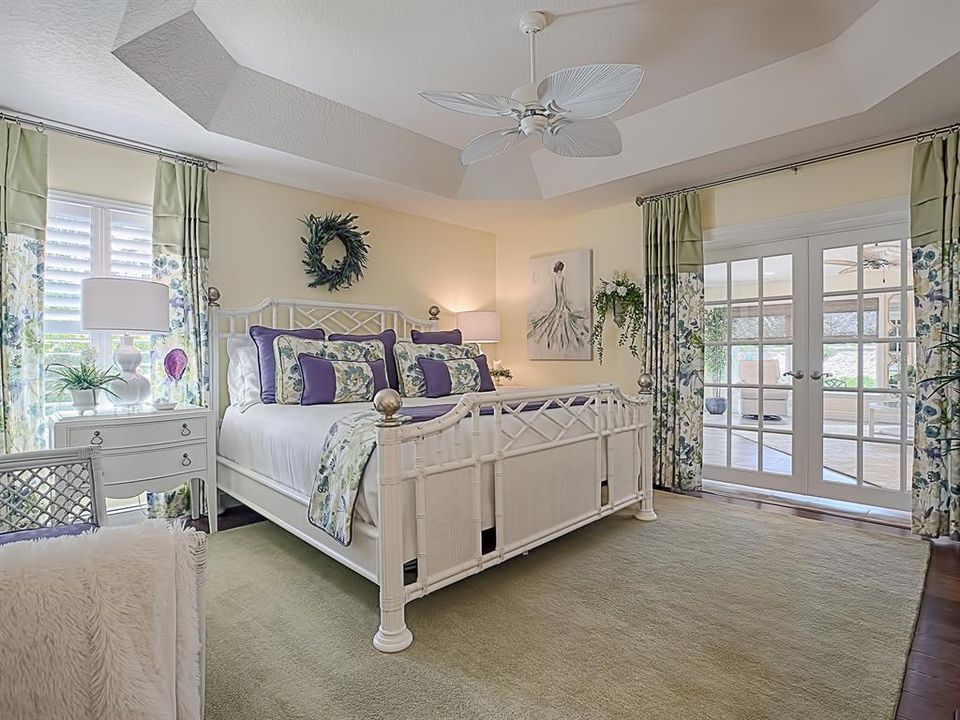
0,520,206,720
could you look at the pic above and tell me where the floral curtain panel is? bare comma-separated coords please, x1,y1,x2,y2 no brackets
912,130,960,539
642,192,705,491
0,123,48,453
149,159,210,518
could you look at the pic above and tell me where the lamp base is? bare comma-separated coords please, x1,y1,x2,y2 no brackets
110,335,151,408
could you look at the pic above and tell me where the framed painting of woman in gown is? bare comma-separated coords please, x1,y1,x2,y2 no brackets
527,249,593,360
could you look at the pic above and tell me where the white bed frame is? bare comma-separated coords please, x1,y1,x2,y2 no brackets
206,292,655,652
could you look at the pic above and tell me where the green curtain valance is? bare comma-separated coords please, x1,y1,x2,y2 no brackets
643,192,703,274
0,123,48,240
153,159,209,258
910,131,959,248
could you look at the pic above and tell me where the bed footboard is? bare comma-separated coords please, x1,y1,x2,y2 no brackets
372,379,654,653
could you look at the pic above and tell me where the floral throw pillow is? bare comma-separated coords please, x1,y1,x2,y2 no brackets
299,354,389,404
417,355,496,398
393,341,481,397
274,336,384,404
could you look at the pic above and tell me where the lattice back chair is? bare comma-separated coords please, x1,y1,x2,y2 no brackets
0,446,105,544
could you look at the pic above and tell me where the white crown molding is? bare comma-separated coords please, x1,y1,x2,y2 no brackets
703,196,908,250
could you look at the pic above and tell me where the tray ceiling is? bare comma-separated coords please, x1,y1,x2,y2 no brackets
1,0,958,231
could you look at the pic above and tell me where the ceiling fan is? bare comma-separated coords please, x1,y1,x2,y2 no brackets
419,11,643,166
824,244,901,283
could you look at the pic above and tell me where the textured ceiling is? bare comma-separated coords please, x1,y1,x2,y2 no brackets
1,0,958,232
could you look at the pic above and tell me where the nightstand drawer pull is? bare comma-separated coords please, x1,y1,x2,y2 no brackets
181,423,191,437
90,431,103,445
181,453,192,467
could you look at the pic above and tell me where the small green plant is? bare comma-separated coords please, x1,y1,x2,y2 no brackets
46,360,123,398
590,271,644,363
490,366,513,382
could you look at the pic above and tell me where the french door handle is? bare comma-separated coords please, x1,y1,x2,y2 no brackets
782,370,804,379
810,371,832,380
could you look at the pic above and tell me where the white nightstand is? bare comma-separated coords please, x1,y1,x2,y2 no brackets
49,404,214,525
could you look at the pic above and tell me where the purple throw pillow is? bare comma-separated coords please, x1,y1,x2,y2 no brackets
298,354,388,405
249,325,326,403
327,329,399,391
411,328,462,345
417,354,495,398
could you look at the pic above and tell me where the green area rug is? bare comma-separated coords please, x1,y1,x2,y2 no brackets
205,492,928,720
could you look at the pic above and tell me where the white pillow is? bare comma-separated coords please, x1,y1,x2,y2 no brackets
227,336,261,412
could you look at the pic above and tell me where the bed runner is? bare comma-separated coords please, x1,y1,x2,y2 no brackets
307,398,589,545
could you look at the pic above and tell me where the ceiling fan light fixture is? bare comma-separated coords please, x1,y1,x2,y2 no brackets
420,11,643,164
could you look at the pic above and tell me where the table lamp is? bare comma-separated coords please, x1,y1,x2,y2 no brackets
81,278,170,407
456,310,500,350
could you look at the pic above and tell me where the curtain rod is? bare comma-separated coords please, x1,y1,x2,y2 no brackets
634,121,959,207
0,108,219,172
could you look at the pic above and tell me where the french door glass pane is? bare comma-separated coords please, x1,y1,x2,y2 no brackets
762,345,793,385
822,438,858,484
822,343,858,388
861,392,906,439
731,430,759,470
704,263,727,302
862,241,902,290
761,388,792,429
823,246,859,292
704,427,728,466
762,255,792,296
823,296,860,338
732,346,760,384
862,443,901,490
823,391,857,437
730,259,759,299
731,303,760,340
704,306,728,342
762,300,793,339
761,433,792,475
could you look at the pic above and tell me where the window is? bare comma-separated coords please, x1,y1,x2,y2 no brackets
43,192,153,410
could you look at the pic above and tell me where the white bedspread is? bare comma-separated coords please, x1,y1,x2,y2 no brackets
219,397,475,526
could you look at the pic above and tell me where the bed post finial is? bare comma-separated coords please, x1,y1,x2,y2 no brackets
637,372,653,394
374,389,404,427
427,305,440,330
207,286,221,307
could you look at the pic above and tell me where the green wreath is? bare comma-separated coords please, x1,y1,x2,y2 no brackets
300,213,371,292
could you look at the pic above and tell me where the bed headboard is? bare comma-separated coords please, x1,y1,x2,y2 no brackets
206,289,438,416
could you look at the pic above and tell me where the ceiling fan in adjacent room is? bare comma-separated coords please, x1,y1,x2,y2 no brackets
824,244,901,283
419,11,643,166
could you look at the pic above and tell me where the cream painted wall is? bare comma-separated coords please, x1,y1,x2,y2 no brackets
699,143,912,230
207,172,495,323
493,143,913,394
47,132,155,206
494,202,643,393
46,133,497,329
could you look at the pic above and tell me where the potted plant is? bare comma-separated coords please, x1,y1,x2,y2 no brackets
47,360,124,412
489,362,514,387
703,307,728,414
590,271,644,363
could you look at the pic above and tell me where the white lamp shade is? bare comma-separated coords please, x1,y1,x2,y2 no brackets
457,310,500,343
81,278,170,333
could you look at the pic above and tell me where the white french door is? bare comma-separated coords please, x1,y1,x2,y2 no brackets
704,221,913,511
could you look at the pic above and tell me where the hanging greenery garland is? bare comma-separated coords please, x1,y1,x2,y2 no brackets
300,212,371,291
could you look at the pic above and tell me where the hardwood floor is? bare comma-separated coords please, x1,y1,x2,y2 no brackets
195,497,959,719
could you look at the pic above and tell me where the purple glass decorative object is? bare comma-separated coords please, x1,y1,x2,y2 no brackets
164,348,188,382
